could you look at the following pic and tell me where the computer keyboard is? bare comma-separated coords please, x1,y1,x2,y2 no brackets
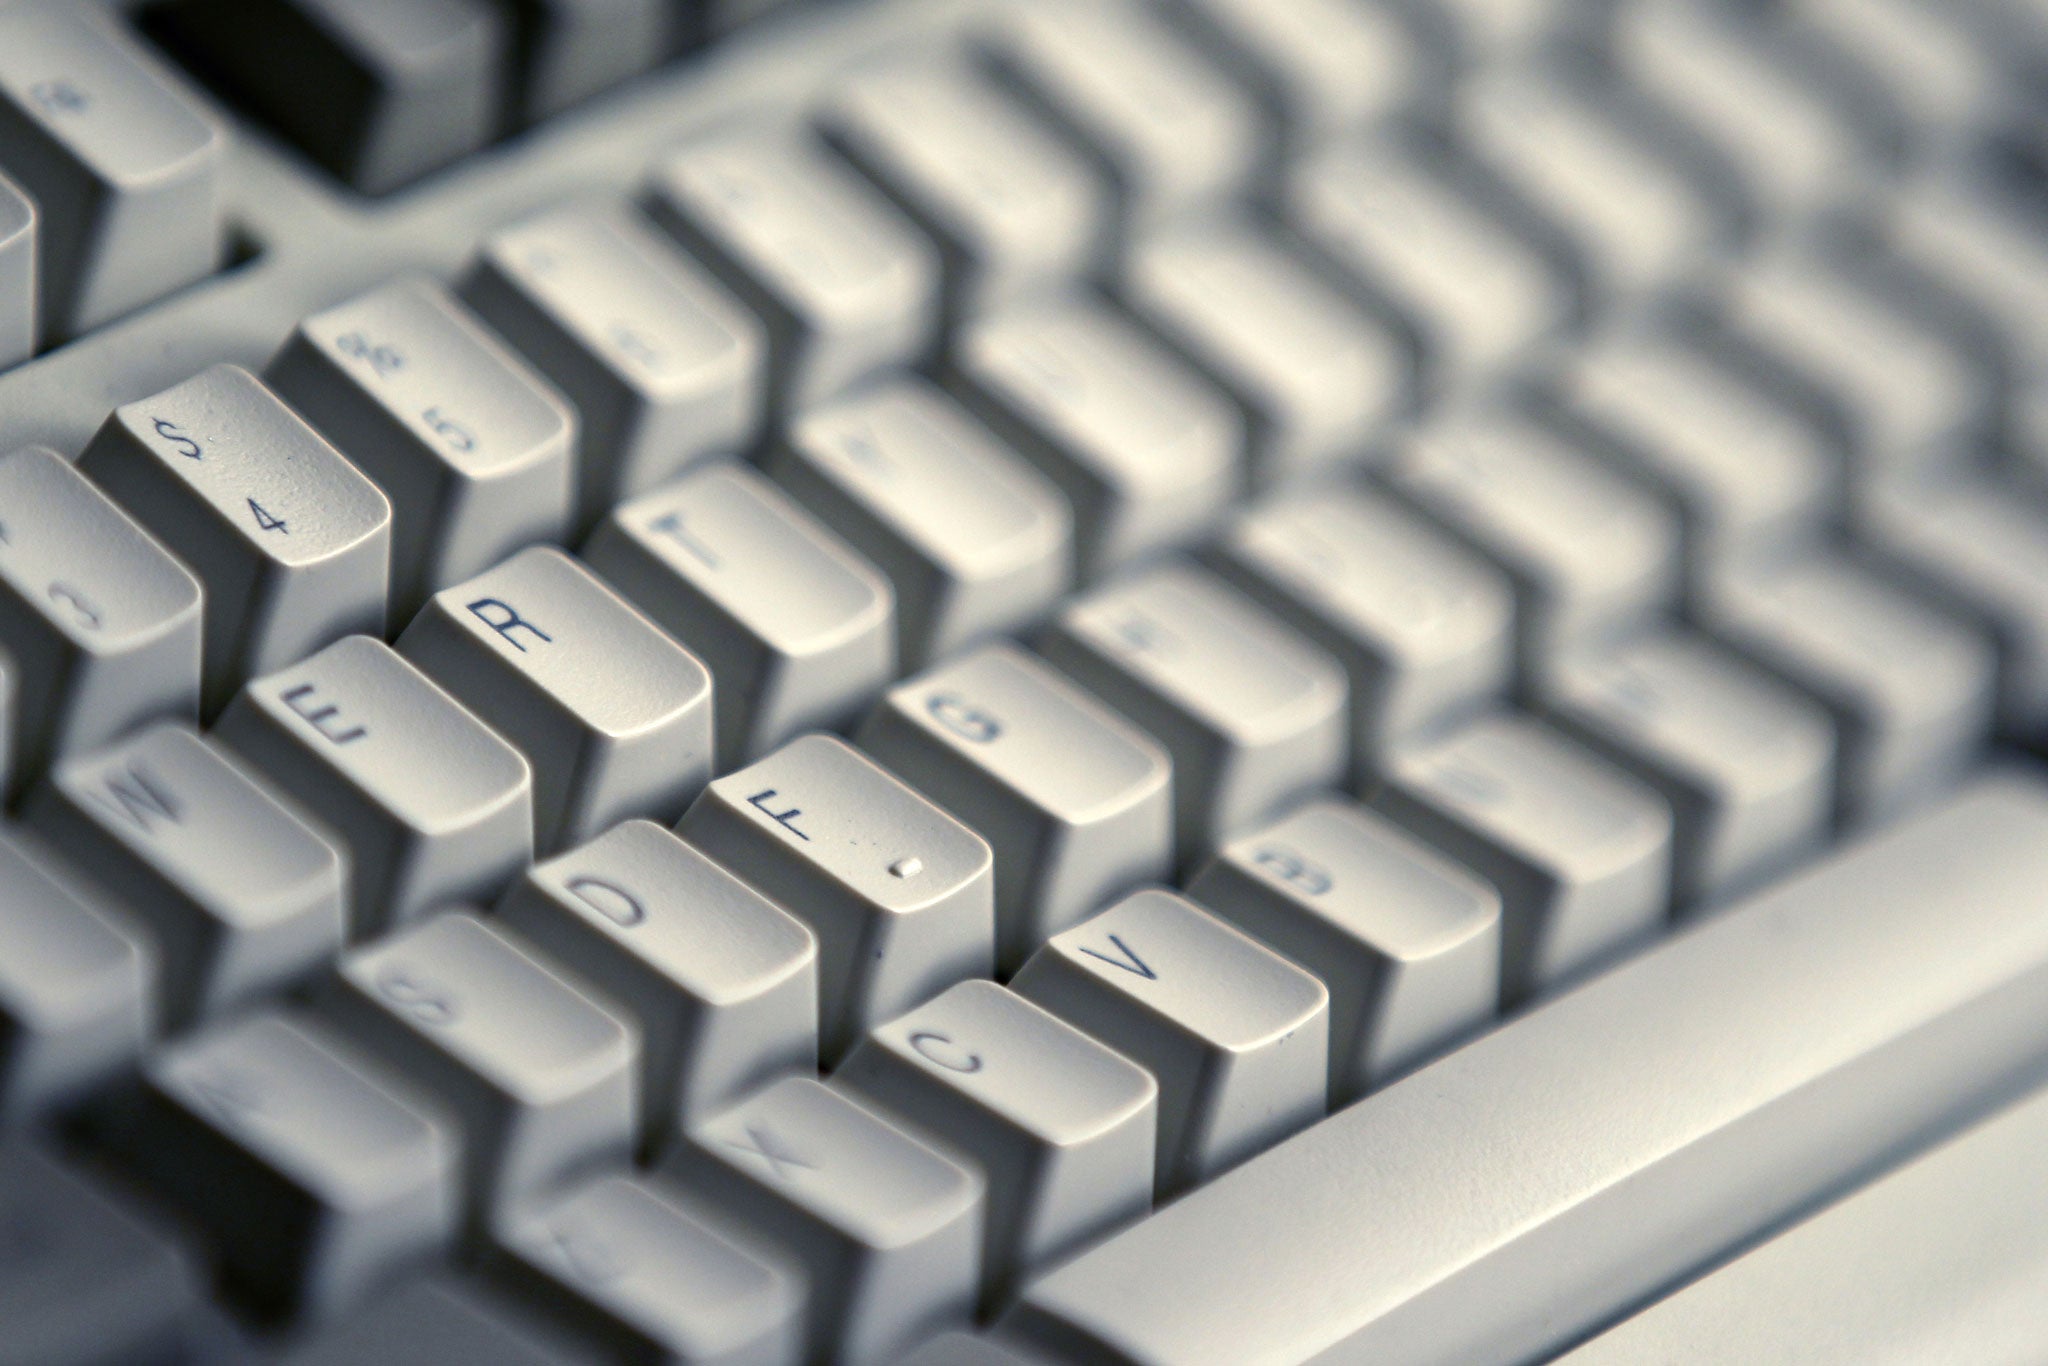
4,0,2048,1362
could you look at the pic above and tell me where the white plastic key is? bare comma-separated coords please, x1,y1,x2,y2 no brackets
460,199,764,526
265,276,575,614
669,1075,982,1366
1372,711,1673,1005
766,377,1071,669
645,125,939,413
856,642,1173,973
129,1010,459,1323
215,635,533,935
838,979,1156,1312
0,171,33,369
0,445,203,797
1012,888,1329,1198
584,462,893,770
26,724,345,1028
397,546,714,854
1187,799,1500,1101
1039,560,1348,863
677,734,993,1063
318,910,637,1234
79,364,393,713
496,819,817,1148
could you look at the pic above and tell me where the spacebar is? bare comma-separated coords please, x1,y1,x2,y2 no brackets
1003,774,2048,1366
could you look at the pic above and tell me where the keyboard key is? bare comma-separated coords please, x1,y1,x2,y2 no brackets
0,172,32,369
1040,561,1347,862
157,0,502,194
215,635,534,935
1388,412,1681,669
817,54,1108,325
1122,217,1411,487
766,378,1071,668
677,734,993,1062
502,0,666,126
1007,777,2048,1364
287,1274,593,1366
26,724,346,1028
583,463,894,769
0,1144,202,1366
1780,0,1991,158
856,642,1172,973
1372,711,1673,1005
1209,486,1515,766
0,832,149,1124
1872,181,2048,384
397,546,714,853
973,0,1259,230
0,9,223,342
645,125,939,413
1289,130,1572,397
1013,888,1329,1198
839,979,1156,1311
496,820,817,1146
668,1075,982,1365
947,296,1242,578
1187,799,1500,1101
1540,628,1836,908
459,200,764,526
493,1173,804,1365
79,364,393,713
0,446,203,796
128,1010,459,1322
265,276,575,615
1703,545,1996,824
317,910,637,1233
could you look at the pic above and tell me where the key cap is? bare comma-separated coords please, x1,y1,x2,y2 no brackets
766,378,1071,668
1039,561,1347,862
583,463,893,770
1388,412,1681,668
1536,325,1837,570
502,0,667,126
0,832,149,1124
288,1274,592,1366
1872,181,2048,383
1288,131,1572,397
1702,545,1996,824
494,1172,805,1365
127,1010,459,1322
1781,0,1991,157
1560,1080,2048,1364
676,734,993,1062
1372,711,1673,1005
816,54,1108,325
25,724,345,1028
1122,217,1411,488
0,1144,202,1366
947,296,1242,578
0,172,32,370
973,0,1258,230
265,276,575,615
317,910,637,1233
669,1075,982,1365
1208,487,1515,767
459,200,763,527
496,819,817,1147
0,9,223,342
1540,628,1836,909
645,125,939,413
397,546,714,853
840,979,1154,1312
0,445,202,796
856,642,1172,973
1006,776,2048,1364
1187,799,1499,1101
157,0,502,194
1012,889,1328,1198
79,364,393,713
215,635,533,935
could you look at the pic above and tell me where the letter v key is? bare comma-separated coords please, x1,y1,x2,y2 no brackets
1079,933,1157,980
